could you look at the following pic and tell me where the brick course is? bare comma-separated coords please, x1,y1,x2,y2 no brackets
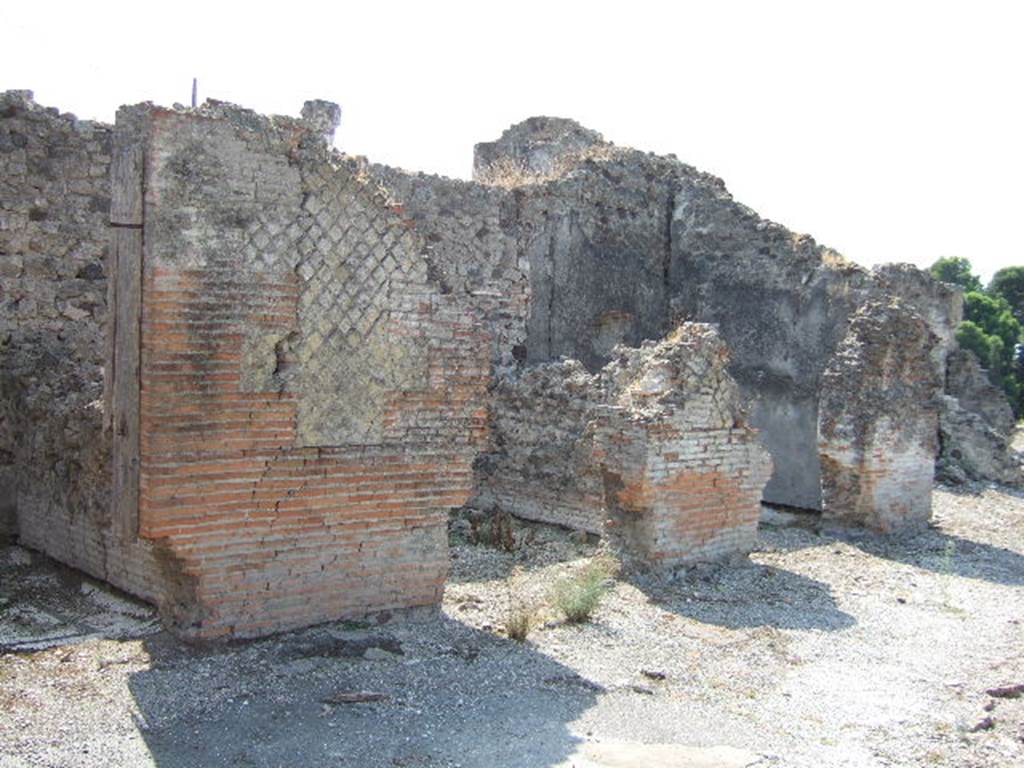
4,91,1009,638
123,103,491,637
818,299,941,531
475,326,772,565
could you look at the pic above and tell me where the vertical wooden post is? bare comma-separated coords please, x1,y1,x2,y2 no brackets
108,110,144,540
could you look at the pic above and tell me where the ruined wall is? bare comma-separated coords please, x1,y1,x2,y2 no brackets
472,121,848,508
666,191,957,513
475,123,685,372
1,93,504,638
126,102,491,637
473,360,606,533
937,397,1022,486
370,167,527,368
6,90,1014,637
0,91,161,593
872,263,963,373
474,325,772,565
945,349,1016,436
867,268,1020,488
818,300,942,531
473,119,966,514
517,162,679,371
474,117,606,179
937,349,1022,485
668,177,868,510
596,327,773,563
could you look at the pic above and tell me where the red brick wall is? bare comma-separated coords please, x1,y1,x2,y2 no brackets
128,105,490,638
475,326,773,566
603,425,772,564
818,300,941,531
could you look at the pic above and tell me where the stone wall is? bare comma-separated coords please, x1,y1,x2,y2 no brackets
0,91,162,594
123,102,492,638
938,349,1022,485
945,349,1016,436
872,263,963,374
818,300,942,530
474,118,969,516
369,166,527,368
473,117,605,179
474,325,773,565
473,359,607,533
5,90,1017,638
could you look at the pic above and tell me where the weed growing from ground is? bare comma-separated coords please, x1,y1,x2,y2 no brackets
938,540,964,615
551,556,618,623
505,607,533,641
503,566,534,641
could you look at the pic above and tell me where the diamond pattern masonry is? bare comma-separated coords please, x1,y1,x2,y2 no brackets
293,168,429,445
239,162,431,446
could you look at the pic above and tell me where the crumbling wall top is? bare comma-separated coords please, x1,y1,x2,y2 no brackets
597,324,743,427
473,116,607,180
300,99,341,144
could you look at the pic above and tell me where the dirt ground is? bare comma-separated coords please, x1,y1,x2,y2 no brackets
1,482,1023,768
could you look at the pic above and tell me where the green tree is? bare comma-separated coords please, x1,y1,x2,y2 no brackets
958,291,1023,414
955,320,994,369
963,292,1020,353
989,266,1024,325
930,256,983,293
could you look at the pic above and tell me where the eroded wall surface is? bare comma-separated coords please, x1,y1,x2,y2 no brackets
514,155,679,371
474,325,772,564
0,91,161,595
369,167,527,368
471,119,966,514
818,300,942,530
473,359,607,533
5,90,1015,637
938,349,1022,485
126,103,491,637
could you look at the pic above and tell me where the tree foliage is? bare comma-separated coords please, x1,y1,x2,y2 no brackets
963,291,1021,352
930,256,983,293
989,266,1024,325
955,320,994,368
932,257,1024,414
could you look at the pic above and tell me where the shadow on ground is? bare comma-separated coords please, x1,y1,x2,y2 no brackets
841,527,1024,586
127,616,598,768
761,509,1024,587
632,561,857,632
1,543,598,768
444,513,858,633
0,545,158,652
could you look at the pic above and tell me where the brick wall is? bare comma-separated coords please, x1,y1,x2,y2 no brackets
4,93,1000,637
124,103,490,637
475,325,772,566
371,166,527,369
818,299,941,531
601,425,772,564
473,118,970,513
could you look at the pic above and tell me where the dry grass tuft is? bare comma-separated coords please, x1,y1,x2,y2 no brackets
505,606,534,642
550,555,619,624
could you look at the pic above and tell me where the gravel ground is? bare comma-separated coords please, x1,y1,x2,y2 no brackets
1,483,1023,768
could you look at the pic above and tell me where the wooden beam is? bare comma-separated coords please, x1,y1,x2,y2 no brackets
108,113,144,540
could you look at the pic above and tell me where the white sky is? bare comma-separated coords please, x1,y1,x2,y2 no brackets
3,1,1021,282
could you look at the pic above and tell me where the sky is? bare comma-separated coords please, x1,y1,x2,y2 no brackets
3,1,1021,282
